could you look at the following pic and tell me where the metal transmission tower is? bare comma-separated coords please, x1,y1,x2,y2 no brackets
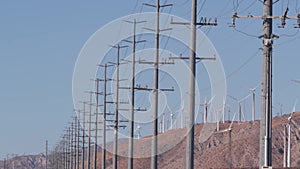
171,0,217,168
143,1,173,168
122,19,147,169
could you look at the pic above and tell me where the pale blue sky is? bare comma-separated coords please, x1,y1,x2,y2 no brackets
1,0,300,158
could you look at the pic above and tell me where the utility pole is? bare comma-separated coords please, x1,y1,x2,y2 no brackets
63,134,68,169
70,123,74,169
98,64,112,169
283,124,287,167
87,92,93,169
63,132,67,169
80,101,87,169
76,116,80,169
170,1,217,168
111,44,128,169
3,158,6,169
102,69,107,169
231,3,300,167
143,1,173,168
260,0,273,167
74,117,78,169
46,140,48,169
97,64,115,169
68,127,73,168
93,79,100,169
123,19,147,169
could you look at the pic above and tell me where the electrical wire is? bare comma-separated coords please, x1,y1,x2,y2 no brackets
233,0,240,11
234,27,258,38
197,0,207,16
238,0,257,14
226,49,260,79
296,0,300,13
176,0,190,7
279,28,300,37
199,48,260,92
275,34,300,46
131,0,139,14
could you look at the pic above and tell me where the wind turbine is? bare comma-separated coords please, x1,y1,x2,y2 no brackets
249,84,259,122
287,101,297,167
179,101,185,128
162,112,166,133
222,97,227,123
283,123,287,167
159,119,162,133
167,105,175,130
278,103,283,116
227,104,231,122
135,124,141,139
170,112,174,129
200,96,214,124
218,112,237,168
228,94,251,122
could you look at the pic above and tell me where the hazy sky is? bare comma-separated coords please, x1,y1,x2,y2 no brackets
1,0,300,159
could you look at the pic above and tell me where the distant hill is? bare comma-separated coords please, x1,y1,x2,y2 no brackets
1,112,300,169
0,154,46,169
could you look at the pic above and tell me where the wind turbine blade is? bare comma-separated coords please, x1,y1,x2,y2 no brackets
290,100,298,118
292,100,297,113
181,100,185,110
240,93,252,102
254,83,260,90
167,104,172,113
249,83,259,91
291,119,300,130
208,95,215,105
227,95,238,101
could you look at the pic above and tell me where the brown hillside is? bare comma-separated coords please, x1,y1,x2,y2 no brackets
98,112,300,169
